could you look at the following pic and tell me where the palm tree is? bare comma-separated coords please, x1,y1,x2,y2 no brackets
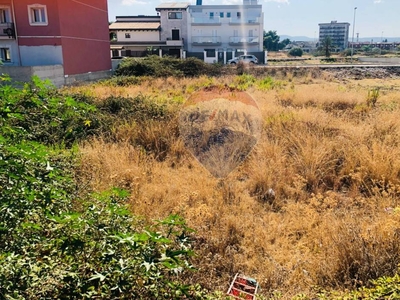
320,36,333,57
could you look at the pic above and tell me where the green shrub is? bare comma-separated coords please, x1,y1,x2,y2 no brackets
0,75,97,146
0,75,206,299
288,47,303,57
100,76,142,87
115,56,221,78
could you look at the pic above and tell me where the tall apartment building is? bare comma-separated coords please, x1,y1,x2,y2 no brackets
0,0,111,80
318,21,350,51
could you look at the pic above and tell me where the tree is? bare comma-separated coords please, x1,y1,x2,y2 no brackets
263,30,280,51
288,47,303,57
278,38,291,51
319,36,333,57
361,45,372,53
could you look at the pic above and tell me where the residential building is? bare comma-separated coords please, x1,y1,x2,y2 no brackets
156,2,188,58
109,5,188,59
0,0,111,83
109,16,162,58
109,0,265,64
318,21,350,51
187,0,264,63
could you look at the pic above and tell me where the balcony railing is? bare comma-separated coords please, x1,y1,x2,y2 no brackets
191,17,221,25
192,36,221,45
0,23,15,39
166,38,183,46
229,17,260,25
229,36,259,45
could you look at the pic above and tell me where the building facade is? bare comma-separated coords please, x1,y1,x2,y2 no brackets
109,16,162,58
109,0,264,64
0,0,111,77
187,0,263,63
318,21,350,51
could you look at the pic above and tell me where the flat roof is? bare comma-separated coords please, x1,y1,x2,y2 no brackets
116,15,160,19
156,2,190,10
319,22,350,25
109,22,161,30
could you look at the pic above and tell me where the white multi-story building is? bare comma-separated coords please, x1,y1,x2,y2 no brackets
110,0,265,64
318,21,350,51
187,0,264,63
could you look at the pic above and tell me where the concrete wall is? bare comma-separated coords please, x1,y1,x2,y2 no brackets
19,45,63,66
1,65,111,87
64,69,112,85
111,59,123,71
0,64,64,85
358,57,400,64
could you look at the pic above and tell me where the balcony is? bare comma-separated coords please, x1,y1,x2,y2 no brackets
192,36,221,46
166,38,183,46
191,17,221,25
0,23,15,39
229,17,260,25
229,36,259,46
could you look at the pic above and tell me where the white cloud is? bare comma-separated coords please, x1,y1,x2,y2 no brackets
122,0,146,5
374,0,383,3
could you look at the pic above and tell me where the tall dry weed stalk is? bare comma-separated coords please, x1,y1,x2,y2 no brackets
77,74,400,298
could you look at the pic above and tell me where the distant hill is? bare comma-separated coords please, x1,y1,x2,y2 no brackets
280,35,315,42
280,35,400,43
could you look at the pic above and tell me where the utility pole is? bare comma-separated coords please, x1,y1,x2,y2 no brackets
351,7,357,64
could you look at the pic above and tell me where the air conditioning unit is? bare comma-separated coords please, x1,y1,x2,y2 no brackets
3,28,14,37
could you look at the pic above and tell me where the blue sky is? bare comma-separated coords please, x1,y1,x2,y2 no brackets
107,0,400,39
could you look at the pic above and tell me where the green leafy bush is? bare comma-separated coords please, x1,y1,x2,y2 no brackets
0,75,206,299
115,56,222,78
288,47,303,57
0,75,97,146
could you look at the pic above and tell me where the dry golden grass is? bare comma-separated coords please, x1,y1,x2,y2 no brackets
76,71,400,298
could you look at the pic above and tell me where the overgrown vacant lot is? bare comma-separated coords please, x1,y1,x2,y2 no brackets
70,69,400,298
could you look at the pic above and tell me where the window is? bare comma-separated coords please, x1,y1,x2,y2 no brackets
220,12,224,18
210,12,214,19
237,12,241,18
168,12,182,19
205,49,215,58
227,12,231,18
249,30,253,37
0,47,11,62
125,33,131,38
0,7,11,23
28,4,48,26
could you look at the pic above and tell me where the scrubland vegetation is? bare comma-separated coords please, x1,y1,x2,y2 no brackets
2,58,400,299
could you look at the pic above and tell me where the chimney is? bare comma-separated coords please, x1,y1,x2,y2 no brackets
196,0,202,5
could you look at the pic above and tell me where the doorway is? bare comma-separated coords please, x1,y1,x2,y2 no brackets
172,29,180,40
